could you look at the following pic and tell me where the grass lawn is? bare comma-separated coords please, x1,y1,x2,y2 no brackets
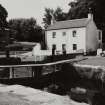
77,56,105,66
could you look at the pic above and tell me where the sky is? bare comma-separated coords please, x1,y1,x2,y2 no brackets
0,0,71,26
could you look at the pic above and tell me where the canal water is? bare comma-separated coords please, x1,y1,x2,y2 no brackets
0,63,105,105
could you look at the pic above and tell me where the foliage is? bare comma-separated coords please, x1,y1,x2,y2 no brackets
43,7,67,29
0,57,21,65
67,0,105,41
43,0,105,30
8,18,44,42
0,4,8,29
0,4,8,50
43,8,53,29
54,7,67,21
42,0,105,42
67,0,94,19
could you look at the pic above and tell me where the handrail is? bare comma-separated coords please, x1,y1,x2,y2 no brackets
0,58,78,68
0,57,85,79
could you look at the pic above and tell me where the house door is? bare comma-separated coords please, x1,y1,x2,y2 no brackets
52,44,56,55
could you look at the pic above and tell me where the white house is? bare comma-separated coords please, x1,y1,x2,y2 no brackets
45,13,102,54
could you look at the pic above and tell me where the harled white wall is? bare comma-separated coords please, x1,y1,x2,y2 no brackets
86,20,99,52
46,27,86,54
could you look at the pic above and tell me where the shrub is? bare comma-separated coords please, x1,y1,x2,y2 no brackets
0,57,21,65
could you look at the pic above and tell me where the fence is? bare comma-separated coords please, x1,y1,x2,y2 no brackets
0,59,75,79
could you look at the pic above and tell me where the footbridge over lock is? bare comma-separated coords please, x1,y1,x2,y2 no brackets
0,57,84,79
0,57,105,105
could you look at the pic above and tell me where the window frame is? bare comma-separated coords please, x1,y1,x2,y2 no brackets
62,32,66,36
72,30,76,37
52,32,56,38
73,44,77,50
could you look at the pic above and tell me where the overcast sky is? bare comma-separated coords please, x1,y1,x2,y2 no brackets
0,0,71,26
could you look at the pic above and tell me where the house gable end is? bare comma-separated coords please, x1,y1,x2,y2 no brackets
86,19,99,52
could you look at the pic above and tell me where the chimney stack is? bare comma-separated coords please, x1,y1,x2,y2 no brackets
88,8,93,20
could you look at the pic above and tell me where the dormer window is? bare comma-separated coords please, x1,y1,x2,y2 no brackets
52,32,56,38
72,30,76,37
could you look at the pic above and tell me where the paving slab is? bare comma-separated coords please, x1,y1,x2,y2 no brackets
77,56,105,66
0,84,88,105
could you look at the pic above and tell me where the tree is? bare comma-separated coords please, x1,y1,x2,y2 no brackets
0,4,8,40
54,7,67,21
67,0,94,19
43,8,54,29
0,4,8,29
8,18,43,42
0,4,9,50
67,0,105,42
43,7,67,29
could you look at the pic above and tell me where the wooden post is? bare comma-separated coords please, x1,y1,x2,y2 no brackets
32,66,42,79
32,67,35,77
9,67,14,79
36,66,42,80
12,67,14,78
52,64,56,86
9,67,13,79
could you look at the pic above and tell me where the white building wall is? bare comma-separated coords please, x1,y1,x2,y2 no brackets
86,20,99,52
67,28,86,53
46,27,86,54
46,29,68,50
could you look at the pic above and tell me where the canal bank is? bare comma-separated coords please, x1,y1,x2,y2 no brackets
69,56,105,105
0,56,105,105
48,57,105,105
0,84,89,105
74,56,105,91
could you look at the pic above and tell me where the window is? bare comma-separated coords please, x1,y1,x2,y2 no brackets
99,31,101,40
52,32,56,38
73,44,77,50
72,30,76,37
62,32,66,36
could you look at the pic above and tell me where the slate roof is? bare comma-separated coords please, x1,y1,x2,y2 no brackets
46,18,91,30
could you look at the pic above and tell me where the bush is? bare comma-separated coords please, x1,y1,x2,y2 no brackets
0,57,21,65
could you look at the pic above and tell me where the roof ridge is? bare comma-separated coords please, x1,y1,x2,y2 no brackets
46,18,92,30
55,18,89,23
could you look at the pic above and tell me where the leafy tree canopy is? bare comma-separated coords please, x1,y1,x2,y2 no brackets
68,0,105,29
43,7,67,28
68,0,105,42
8,18,43,42
0,4,8,29
0,4,8,49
